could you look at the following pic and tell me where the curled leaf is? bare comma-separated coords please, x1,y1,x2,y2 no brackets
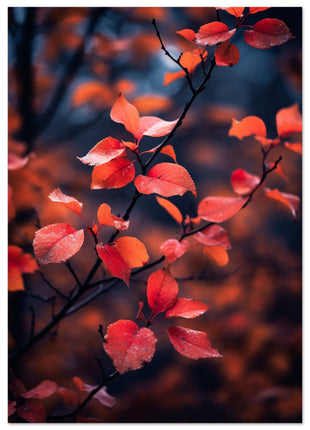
264,187,300,219
48,188,83,215
97,203,129,230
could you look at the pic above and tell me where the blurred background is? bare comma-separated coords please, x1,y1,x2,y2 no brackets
8,7,302,423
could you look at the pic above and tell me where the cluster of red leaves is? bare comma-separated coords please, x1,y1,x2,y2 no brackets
165,7,293,85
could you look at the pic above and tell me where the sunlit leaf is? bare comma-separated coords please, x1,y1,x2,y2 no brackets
155,196,183,224
97,203,129,231
77,137,126,166
195,22,236,46
135,116,178,142
229,116,267,139
276,103,302,138
96,243,131,286
91,158,135,189
160,239,189,263
33,224,84,265
167,326,222,359
244,18,293,49
194,224,231,249
249,7,271,14
147,268,178,314
203,245,229,266
110,92,140,136
176,28,196,42
115,236,149,269
103,320,157,374
48,188,83,215
215,41,240,67
230,168,260,195
166,298,210,319
264,187,300,219
216,7,245,18
198,196,247,222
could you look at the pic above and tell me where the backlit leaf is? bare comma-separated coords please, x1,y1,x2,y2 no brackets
195,22,236,46
264,188,300,219
167,326,222,359
71,81,115,109
33,223,84,265
141,144,177,163
115,236,149,268
147,268,179,314
22,380,57,400
164,71,186,86
215,41,240,67
203,245,229,266
77,137,126,166
135,162,197,197
193,224,231,249
166,298,210,319
180,49,207,73
135,116,178,142
160,239,189,264
48,188,83,215
276,103,302,138
198,196,246,222
244,18,293,49
249,7,271,14
216,7,245,18
91,158,135,189
8,246,38,291
96,243,131,286
230,168,260,195
97,203,129,231
17,400,46,423
103,320,157,374
176,28,196,42
110,92,140,136
132,94,171,114
155,196,183,224
229,116,267,139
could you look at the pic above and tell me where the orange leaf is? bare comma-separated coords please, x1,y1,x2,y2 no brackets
264,188,300,219
229,116,267,139
97,203,129,231
180,50,206,73
195,22,236,46
215,41,240,67
96,243,131,286
203,245,229,266
164,71,186,86
276,103,302,138
176,28,196,42
160,239,189,263
110,92,140,136
249,7,271,14
135,116,178,142
216,7,245,18
230,168,260,195
284,142,302,154
166,298,210,319
115,236,149,269
131,94,171,115
244,18,293,50
71,81,115,109
103,320,157,374
91,158,135,189
135,162,196,197
198,196,247,222
33,223,84,265
194,224,231,249
48,188,83,215
77,137,126,166
155,196,183,224
147,268,179,315
140,144,177,163
8,246,38,291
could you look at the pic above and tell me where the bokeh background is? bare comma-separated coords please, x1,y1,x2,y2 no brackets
8,7,302,423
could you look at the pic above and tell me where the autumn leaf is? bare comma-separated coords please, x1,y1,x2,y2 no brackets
110,92,140,136
21,380,57,400
276,103,302,138
91,158,135,189
249,7,271,14
8,152,29,170
193,224,231,249
155,196,183,224
103,320,157,374
71,81,115,109
216,7,245,18
160,239,189,264
203,245,229,266
97,203,129,231
164,71,186,86
165,298,210,319
176,28,196,42
167,326,222,359
135,116,178,142
229,116,267,140
8,245,38,291
141,144,177,163
284,142,302,154
215,41,240,67
244,18,293,49
230,168,260,195
48,188,83,215
73,377,116,408
135,162,197,197
17,401,47,423
195,22,236,46
96,243,131,286
132,94,172,115
147,268,179,315
33,223,84,265
115,236,149,269
264,188,300,219
198,196,247,222
77,137,126,166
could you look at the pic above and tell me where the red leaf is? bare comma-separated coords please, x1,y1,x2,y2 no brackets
180,49,207,73
249,7,271,14
229,116,267,139
284,142,302,154
8,152,29,170
195,22,236,46
17,400,46,423
135,116,178,142
147,268,179,315
48,188,83,215
57,387,79,405
244,18,293,49
8,400,17,417
264,188,300,219
215,41,240,67
22,380,57,400
91,158,135,189
103,320,157,374
33,223,84,265
73,377,116,408
135,162,196,197
155,196,183,224
97,203,129,230
216,7,245,18
198,196,247,222
276,103,302,138
230,168,261,195
96,243,131,286
77,137,126,166
115,236,149,269
166,298,210,319
110,92,140,137
160,239,189,264
176,28,196,42
8,245,38,291
193,224,231,249
203,245,229,266
167,326,222,359
141,144,177,163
